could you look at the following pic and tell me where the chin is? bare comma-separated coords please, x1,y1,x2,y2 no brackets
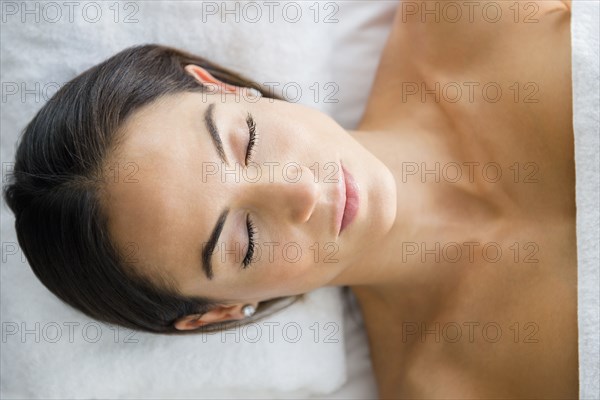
367,161,398,237
346,140,398,243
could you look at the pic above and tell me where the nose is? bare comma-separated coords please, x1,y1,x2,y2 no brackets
243,163,320,224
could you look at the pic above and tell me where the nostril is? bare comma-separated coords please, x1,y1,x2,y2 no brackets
267,164,320,224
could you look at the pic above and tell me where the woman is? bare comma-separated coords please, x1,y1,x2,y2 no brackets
3,0,576,398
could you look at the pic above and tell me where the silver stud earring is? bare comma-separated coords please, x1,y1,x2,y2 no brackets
242,304,256,318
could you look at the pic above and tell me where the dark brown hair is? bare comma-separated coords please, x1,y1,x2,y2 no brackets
2,44,304,334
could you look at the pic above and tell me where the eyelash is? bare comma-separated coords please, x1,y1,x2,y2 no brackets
245,112,258,165
243,112,259,269
243,214,258,268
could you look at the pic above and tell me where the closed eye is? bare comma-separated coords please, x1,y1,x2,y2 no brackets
243,214,257,268
245,112,258,165
243,112,259,268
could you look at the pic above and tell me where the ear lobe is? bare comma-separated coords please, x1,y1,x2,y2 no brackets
184,64,239,93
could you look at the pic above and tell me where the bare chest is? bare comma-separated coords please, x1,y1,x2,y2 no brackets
352,215,578,398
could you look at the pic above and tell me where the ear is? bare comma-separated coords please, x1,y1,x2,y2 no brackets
173,303,258,331
184,64,240,94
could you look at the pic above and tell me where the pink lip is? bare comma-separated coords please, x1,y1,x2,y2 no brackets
336,162,360,236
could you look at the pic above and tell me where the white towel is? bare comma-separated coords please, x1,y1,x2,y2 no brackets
571,1,600,399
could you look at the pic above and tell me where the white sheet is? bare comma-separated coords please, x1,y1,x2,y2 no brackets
571,1,600,399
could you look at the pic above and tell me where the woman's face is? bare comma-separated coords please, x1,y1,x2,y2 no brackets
104,66,397,307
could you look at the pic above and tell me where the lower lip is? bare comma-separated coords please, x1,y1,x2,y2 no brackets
340,165,360,234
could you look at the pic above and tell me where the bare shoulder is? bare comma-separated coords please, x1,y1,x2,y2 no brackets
389,0,571,68
391,0,571,23
359,0,572,131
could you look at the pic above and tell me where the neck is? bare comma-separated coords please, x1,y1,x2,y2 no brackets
328,127,499,299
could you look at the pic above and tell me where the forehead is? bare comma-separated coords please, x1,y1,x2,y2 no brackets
118,92,200,152
101,92,221,283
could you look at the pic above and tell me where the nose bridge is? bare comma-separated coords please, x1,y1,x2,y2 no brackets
245,162,319,223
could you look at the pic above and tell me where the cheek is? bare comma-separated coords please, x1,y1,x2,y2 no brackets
261,125,304,163
260,104,317,149
235,247,319,292
263,249,324,292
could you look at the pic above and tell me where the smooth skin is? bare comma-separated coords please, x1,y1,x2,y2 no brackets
104,66,398,326
104,0,577,398
352,0,577,398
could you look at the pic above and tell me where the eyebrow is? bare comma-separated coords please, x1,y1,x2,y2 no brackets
204,103,229,165
200,103,231,281
202,208,230,280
